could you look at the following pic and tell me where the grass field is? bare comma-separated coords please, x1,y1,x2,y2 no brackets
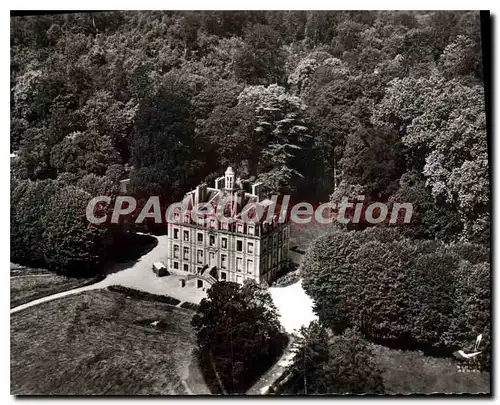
371,343,490,394
10,289,210,395
10,272,97,308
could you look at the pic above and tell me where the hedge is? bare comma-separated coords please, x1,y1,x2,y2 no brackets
301,227,491,369
107,285,181,306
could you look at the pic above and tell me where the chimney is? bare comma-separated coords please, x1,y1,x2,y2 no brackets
195,183,207,205
215,176,225,189
251,182,262,201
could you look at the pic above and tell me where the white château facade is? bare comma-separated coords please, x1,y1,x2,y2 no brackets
165,167,290,285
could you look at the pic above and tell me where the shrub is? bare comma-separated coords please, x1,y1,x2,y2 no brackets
301,228,364,332
405,251,459,348
283,324,384,394
301,228,414,335
323,328,385,394
274,269,300,287
353,239,415,341
180,301,199,311
107,285,181,306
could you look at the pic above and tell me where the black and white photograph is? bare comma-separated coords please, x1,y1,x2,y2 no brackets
9,9,491,396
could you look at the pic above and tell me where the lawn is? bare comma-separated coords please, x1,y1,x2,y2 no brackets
10,271,97,308
371,343,490,394
10,289,210,395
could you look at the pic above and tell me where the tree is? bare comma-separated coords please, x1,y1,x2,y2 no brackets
11,179,59,266
80,90,138,162
237,84,313,196
322,328,384,394
287,321,330,394
285,323,384,394
390,170,463,241
338,125,404,200
440,35,482,79
373,75,489,242
405,250,459,347
234,24,285,85
192,281,286,393
50,130,120,176
130,83,197,199
42,185,110,275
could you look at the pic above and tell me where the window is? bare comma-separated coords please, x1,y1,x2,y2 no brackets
197,250,203,264
236,257,243,272
221,238,227,249
247,259,254,274
197,280,203,289
197,266,202,273
209,235,215,246
183,247,189,260
173,261,179,270
173,244,179,259
237,223,244,233
210,218,217,229
248,225,255,235
183,264,189,272
197,233,203,243
221,254,227,269
248,242,254,254
173,228,179,239
237,240,243,252
220,271,227,281
183,230,189,241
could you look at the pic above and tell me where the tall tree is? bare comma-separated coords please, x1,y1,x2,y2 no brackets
192,281,286,393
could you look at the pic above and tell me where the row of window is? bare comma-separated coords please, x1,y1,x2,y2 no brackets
171,257,254,274
172,212,258,235
172,225,288,242
172,231,255,253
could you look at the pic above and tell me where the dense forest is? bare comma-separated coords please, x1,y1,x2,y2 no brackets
10,11,490,394
11,11,488,268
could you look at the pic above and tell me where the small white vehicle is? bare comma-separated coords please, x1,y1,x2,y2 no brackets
152,261,168,277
